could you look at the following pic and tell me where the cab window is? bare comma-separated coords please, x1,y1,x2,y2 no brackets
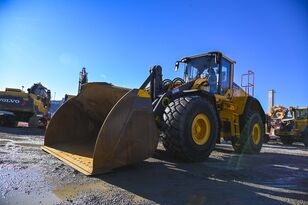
220,58,231,95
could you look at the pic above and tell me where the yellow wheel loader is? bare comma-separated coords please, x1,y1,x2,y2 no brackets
42,51,266,175
0,83,51,128
274,107,308,146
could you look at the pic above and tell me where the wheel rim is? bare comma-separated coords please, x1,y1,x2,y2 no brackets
191,113,211,145
252,123,261,145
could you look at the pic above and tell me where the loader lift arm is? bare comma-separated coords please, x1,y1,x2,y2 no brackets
140,66,215,128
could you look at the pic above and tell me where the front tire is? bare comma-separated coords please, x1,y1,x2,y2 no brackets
161,96,218,161
232,111,264,154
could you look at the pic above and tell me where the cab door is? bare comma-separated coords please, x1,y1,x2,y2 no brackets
294,108,308,133
216,58,239,139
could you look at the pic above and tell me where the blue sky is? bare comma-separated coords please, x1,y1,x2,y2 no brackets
0,0,307,111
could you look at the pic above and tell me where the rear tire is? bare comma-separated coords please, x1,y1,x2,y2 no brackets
280,136,293,145
28,115,39,128
6,120,18,127
2,116,17,127
161,96,218,161
232,111,264,154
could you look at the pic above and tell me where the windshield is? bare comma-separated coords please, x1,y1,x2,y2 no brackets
183,56,218,82
29,84,50,98
294,108,308,119
181,56,219,93
177,55,232,95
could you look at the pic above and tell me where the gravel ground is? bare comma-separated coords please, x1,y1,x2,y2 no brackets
0,126,307,205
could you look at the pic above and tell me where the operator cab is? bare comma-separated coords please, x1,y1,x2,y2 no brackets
175,52,235,96
28,83,51,108
28,83,50,98
290,107,308,120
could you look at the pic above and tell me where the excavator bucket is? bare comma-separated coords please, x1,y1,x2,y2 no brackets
42,83,159,175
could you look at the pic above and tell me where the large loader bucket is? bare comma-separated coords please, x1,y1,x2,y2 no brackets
42,83,159,175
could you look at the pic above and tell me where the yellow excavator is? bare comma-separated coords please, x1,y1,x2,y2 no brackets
0,83,51,127
42,51,266,175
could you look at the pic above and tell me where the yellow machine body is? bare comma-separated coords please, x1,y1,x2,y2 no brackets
275,107,308,139
216,88,249,140
0,89,49,114
290,107,308,133
0,84,50,126
43,51,265,175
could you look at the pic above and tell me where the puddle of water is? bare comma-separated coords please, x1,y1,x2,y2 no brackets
52,181,109,200
0,166,61,205
0,191,60,205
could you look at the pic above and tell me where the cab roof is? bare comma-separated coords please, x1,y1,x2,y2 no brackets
180,51,236,64
290,106,308,110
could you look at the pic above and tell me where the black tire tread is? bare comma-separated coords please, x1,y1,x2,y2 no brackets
161,96,218,161
232,111,264,154
28,115,39,128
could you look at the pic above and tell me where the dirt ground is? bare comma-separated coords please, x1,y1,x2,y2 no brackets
0,126,307,205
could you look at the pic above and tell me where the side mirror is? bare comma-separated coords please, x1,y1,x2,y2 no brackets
175,61,180,71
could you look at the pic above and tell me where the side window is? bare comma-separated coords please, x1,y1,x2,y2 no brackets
221,58,231,95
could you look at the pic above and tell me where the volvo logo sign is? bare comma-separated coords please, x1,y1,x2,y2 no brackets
0,98,21,104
